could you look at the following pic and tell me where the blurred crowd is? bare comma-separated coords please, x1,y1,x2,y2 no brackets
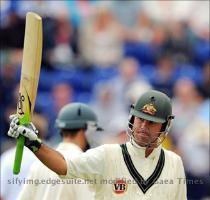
0,1,209,200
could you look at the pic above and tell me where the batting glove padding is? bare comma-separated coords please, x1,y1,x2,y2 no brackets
8,115,20,138
8,114,42,152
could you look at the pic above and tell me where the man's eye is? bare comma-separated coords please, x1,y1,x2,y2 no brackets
139,118,144,122
149,121,155,124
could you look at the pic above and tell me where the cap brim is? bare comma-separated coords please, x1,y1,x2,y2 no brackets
131,109,166,123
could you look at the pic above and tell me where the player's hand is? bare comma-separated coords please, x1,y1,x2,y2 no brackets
7,114,20,138
7,114,42,152
8,114,38,141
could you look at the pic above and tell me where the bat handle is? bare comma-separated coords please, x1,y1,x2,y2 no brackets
13,135,25,174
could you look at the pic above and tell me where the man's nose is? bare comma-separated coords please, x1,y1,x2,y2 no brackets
140,119,149,129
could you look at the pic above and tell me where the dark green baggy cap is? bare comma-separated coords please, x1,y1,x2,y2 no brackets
130,90,173,123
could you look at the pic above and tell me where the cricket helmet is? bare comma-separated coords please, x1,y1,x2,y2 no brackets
128,90,174,147
55,103,102,131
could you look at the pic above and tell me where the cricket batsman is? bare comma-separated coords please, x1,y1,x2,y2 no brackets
8,90,187,200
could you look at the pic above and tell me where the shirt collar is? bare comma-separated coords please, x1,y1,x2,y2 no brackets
127,140,162,160
56,142,83,153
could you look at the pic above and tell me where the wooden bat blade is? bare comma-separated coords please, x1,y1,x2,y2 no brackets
13,12,42,174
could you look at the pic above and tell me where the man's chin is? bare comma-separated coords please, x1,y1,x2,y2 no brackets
133,139,148,148
134,136,149,146
134,139,157,149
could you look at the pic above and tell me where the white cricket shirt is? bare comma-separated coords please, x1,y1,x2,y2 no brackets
61,142,187,200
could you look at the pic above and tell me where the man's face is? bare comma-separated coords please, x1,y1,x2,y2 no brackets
132,116,162,147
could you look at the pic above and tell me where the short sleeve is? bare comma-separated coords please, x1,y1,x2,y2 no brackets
60,145,107,181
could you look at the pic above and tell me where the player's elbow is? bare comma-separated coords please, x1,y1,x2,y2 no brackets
56,157,67,176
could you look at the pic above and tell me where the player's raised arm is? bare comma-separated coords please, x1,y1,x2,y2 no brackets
35,144,67,175
7,115,67,175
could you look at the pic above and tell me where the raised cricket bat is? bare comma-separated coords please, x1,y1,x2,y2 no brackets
13,12,42,174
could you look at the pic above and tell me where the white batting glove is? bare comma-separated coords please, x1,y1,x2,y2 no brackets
8,115,38,141
7,114,42,152
7,115,20,138
17,124,39,141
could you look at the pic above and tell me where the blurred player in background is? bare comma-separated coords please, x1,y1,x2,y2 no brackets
17,103,102,200
7,90,187,200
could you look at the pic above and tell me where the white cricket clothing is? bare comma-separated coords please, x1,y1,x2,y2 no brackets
1,147,36,200
18,143,94,200
61,142,187,200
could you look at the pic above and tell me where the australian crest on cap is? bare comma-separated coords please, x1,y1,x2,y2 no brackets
141,103,157,115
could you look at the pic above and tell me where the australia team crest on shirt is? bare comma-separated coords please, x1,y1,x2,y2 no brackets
112,179,128,194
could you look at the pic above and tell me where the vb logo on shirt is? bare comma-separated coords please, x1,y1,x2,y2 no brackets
113,179,128,194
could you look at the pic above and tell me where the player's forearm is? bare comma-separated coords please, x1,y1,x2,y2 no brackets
7,117,68,175
34,144,67,175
